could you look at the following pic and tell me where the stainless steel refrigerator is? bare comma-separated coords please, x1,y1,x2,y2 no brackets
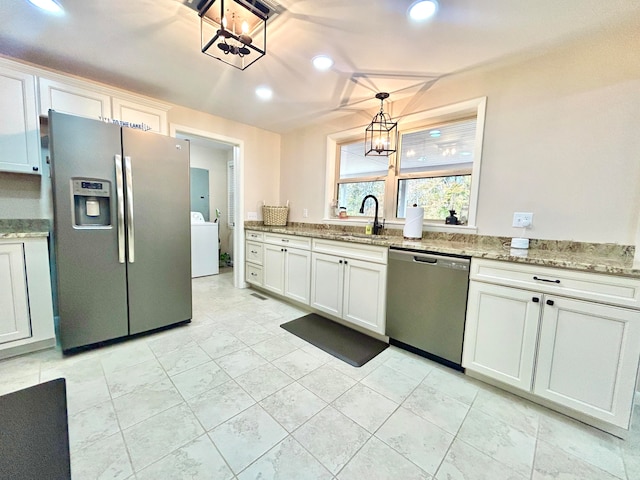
49,111,192,352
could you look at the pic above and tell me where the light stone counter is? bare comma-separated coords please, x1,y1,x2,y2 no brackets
245,222,639,278
0,219,50,239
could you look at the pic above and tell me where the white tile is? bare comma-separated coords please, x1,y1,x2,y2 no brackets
471,387,540,436
170,360,230,399
273,349,325,380
376,407,453,475
382,350,435,381
65,376,112,415
537,411,625,479
238,436,333,480
187,379,255,430
198,331,246,358
361,363,421,403
216,347,268,378
68,400,120,453
100,341,156,374
251,336,298,361
235,363,294,401
333,383,398,433
298,364,357,403
457,408,536,478
533,439,622,480
41,357,105,384
260,382,327,432
234,324,276,345
0,372,40,396
123,403,204,472
136,434,233,480
105,358,167,398
436,439,527,480
71,432,133,480
112,378,183,429
338,436,430,480
293,406,371,474
146,328,195,357
403,382,470,435
209,404,287,473
156,343,211,376
421,366,479,405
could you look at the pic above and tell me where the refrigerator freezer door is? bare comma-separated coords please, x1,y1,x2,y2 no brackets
49,112,129,350
122,129,192,335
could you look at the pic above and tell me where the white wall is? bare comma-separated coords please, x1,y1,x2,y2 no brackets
280,19,640,245
189,143,233,257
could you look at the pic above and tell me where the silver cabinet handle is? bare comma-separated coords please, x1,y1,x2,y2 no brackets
124,156,135,263
115,155,125,263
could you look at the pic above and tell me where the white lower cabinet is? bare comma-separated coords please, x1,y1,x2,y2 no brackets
463,258,640,433
0,243,31,344
311,240,387,335
0,237,55,360
534,296,640,428
263,243,311,305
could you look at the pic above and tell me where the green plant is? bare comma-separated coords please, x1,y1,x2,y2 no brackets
219,252,232,266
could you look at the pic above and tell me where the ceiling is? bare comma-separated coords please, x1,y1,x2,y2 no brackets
2,0,639,134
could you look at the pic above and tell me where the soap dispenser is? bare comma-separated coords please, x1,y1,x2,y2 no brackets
365,221,373,235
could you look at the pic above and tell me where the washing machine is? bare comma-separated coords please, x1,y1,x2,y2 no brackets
190,211,219,277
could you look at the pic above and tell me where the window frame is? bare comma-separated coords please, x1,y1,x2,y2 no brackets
325,97,487,230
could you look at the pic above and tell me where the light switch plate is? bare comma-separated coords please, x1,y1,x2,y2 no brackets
247,211,258,220
513,212,533,228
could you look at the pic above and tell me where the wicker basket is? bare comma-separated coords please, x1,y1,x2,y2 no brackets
262,204,289,226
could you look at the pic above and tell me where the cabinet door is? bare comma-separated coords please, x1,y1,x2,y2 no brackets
0,65,40,174
310,252,343,318
263,244,285,295
534,297,640,428
0,244,31,344
462,282,541,391
342,258,387,334
284,248,311,305
112,97,168,134
39,78,111,120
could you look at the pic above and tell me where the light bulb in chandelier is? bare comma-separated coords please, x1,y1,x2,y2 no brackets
239,20,253,45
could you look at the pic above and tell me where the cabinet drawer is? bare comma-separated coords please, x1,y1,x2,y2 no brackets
312,238,388,264
246,241,263,265
246,230,264,242
246,263,263,285
471,259,640,309
264,233,311,250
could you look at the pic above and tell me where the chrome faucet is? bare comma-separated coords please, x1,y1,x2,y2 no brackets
359,195,383,235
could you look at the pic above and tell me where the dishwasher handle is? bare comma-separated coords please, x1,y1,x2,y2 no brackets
389,249,470,270
414,256,438,264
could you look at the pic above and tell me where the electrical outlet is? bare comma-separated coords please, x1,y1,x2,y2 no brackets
513,212,533,228
303,208,309,218
247,211,258,220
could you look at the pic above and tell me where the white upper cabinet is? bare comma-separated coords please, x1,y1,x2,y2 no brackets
0,63,41,174
112,97,168,134
39,77,112,120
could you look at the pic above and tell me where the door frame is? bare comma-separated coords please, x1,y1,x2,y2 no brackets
170,123,246,289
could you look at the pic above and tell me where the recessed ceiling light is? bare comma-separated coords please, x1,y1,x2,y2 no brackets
27,0,63,13
429,129,441,138
408,0,438,21
255,86,273,101
312,55,334,71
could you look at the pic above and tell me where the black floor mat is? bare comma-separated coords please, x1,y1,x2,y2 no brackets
281,313,388,367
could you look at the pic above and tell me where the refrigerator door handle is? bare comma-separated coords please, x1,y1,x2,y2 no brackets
124,156,135,263
115,154,125,263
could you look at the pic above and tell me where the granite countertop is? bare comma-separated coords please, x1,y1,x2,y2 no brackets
245,223,640,278
0,219,50,239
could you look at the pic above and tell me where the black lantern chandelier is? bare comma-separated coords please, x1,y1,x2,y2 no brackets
365,92,398,157
197,0,271,70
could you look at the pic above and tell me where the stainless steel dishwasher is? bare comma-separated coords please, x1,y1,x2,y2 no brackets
386,248,470,370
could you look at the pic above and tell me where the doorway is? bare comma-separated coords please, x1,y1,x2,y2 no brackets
170,124,245,289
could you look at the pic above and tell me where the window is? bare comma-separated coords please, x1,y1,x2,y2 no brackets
330,97,486,227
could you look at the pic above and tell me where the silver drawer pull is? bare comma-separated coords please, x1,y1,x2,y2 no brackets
251,250,258,254
533,276,560,284
282,239,289,242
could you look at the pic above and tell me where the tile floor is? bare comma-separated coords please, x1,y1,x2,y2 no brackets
1,270,640,479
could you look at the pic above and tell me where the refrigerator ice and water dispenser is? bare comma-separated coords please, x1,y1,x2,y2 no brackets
72,179,111,227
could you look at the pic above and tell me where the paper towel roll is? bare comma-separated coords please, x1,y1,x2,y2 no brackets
403,207,424,239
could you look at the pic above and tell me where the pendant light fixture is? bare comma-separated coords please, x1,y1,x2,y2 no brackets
365,92,397,156
197,0,272,70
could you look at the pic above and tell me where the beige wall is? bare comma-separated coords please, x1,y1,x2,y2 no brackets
281,19,640,244
168,106,281,222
